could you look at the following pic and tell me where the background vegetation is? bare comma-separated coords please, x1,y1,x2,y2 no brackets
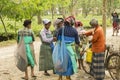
0,0,120,42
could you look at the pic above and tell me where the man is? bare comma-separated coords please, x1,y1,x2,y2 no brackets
83,19,105,80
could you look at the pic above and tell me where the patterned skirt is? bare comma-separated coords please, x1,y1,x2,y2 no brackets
39,43,53,71
113,21,118,30
90,52,105,79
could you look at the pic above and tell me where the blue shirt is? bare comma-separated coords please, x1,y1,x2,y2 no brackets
58,26,80,44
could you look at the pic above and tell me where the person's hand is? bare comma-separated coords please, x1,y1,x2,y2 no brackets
81,31,86,35
80,51,84,56
53,37,57,41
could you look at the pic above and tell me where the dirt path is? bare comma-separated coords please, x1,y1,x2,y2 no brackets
0,28,120,80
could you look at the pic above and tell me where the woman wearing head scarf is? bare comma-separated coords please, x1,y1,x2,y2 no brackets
55,16,80,80
74,21,87,69
53,18,64,38
111,11,119,36
39,19,56,76
17,20,36,80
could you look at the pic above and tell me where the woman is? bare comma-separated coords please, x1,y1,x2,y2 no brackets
17,20,36,80
53,18,64,37
39,19,56,76
111,11,119,36
74,21,87,69
55,16,80,80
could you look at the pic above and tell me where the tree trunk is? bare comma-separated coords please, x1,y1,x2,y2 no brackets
0,15,8,39
110,0,114,23
102,0,107,38
37,11,42,24
51,4,54,19
61,7,66,19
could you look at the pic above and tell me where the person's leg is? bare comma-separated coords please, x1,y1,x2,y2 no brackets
112,28,115,36
44,70,47,73
66,76,71,80
25,67,28,80
44,70,50,76
78,59,81,69
58,75,62,80
31,66,36,77
53,69,56,74
116,28,119,36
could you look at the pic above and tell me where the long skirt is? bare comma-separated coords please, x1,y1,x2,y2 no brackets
24,37,36,68
90,52,105,79
39,43,53,71
25,44,35,67
56,43,77,76
113,21,118,31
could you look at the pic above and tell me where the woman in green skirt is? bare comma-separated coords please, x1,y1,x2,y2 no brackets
17,20,36,80
39,19,56,76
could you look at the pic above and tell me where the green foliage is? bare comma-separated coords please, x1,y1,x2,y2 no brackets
0,0,119,42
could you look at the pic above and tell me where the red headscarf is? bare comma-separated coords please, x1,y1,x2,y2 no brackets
64,16,75,24
75,21,83,28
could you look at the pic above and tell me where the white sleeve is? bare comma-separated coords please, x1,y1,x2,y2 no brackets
40,31,53,43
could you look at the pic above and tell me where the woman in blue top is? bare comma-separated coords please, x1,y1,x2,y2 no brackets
56,16,80,80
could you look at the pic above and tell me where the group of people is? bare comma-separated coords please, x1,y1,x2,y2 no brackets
17,16,106,80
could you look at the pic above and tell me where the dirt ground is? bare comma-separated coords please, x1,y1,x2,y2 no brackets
0,28,120,80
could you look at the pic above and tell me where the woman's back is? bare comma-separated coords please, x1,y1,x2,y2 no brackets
17,28,35,43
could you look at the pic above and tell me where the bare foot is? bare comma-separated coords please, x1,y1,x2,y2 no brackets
78,67,81,69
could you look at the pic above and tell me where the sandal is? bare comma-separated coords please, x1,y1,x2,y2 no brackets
44,73,50,76
21,77,28,80
32,75,37,77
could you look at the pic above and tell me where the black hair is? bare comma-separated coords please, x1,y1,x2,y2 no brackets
57,18,64,22
78,23,80,26
23,20,32,27
64,21,70,26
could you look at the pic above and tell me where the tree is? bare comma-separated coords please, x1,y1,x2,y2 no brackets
102,0,107,38
0,0,15,38
57,0,70,18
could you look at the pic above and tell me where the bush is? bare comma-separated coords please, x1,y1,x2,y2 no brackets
0,31,17,42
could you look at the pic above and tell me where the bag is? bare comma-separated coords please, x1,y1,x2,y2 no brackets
86,48,93,63
14,35,28,72
50,42,54,52
52,27,69,73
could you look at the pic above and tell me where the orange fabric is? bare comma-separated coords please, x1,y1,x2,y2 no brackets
85,26,105,53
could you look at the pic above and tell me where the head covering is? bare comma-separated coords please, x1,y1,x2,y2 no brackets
75,21,83,28
54,18,63,27
89,18,98,27
65,16,75,25
43,19,51,25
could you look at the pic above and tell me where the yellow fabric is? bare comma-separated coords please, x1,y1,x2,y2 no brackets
86,48,93,63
